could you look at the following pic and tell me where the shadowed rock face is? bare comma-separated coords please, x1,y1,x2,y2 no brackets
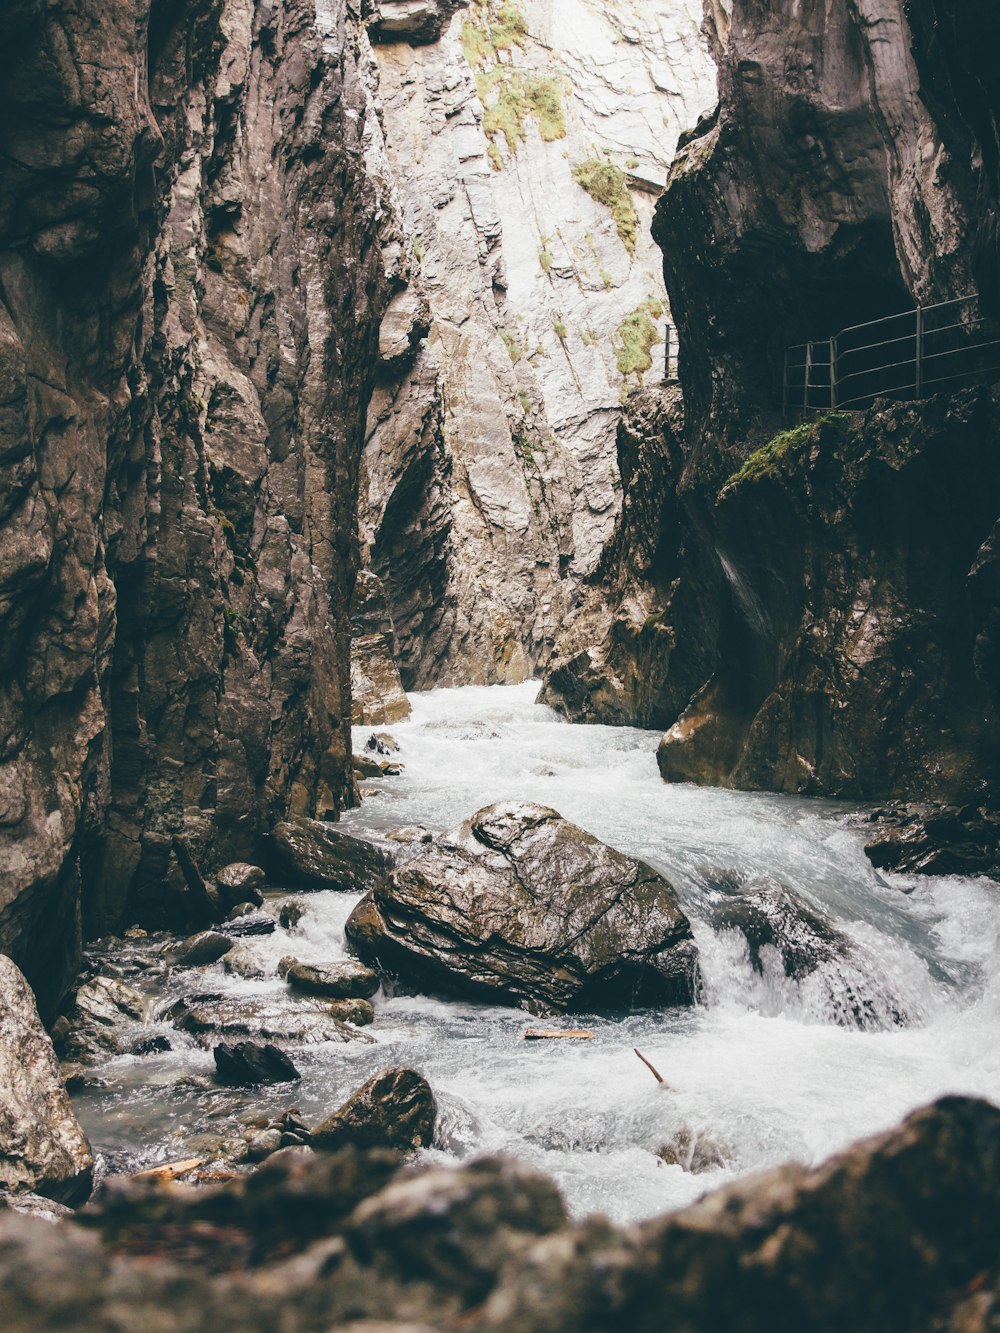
0,0,386,1013
345,799,699,1012
543,2,1000,806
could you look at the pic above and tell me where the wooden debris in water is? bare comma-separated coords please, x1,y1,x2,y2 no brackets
634,1047,669,1086
131,1158,203,1182
522,1028,595,1041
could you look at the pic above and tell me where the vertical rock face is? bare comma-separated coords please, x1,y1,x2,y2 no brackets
359,0,714,686
0,0,386,1011
543,0,1000,803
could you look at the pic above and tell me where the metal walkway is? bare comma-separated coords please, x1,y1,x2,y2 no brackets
783,293,1000,419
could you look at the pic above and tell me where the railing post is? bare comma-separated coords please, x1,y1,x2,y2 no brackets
915,304,923,398
804,342,812,414
782,347,789,420
663,323,672,382
830,337,837,409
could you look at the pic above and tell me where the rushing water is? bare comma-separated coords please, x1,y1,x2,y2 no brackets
75,682,1000,1224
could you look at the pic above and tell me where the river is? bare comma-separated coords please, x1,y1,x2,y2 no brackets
74,682,1000,1224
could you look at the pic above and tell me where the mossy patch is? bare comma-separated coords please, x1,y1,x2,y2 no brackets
499,328,523,363
613,299,663,379
572,157,638,256
462,1,566,166
724,413,856,490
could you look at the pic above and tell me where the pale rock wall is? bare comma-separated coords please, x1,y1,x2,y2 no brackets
360,0,714,687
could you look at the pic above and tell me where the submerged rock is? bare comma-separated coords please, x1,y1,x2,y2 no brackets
345,801,698,1013
286,960,381,1001
710,882,847,980
213,1042,300,1087
270,816,397,891
327,999,375,1027
0,955,94,1205
312,1068,435,1154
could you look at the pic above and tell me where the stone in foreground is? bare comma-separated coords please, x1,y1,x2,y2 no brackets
312,1068,436,1153
345,801,698,1013
213,1042,300,1086
0,955,94,1205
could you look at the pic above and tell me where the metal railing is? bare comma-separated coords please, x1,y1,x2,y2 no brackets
783,294,1000,419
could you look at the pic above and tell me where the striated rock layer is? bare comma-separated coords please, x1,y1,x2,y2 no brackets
543,0,1000,804
0,0,387,1013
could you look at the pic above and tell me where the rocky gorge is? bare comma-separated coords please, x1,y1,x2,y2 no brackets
2,0,1000,1329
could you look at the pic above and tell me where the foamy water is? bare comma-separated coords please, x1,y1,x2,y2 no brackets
76,682,1000,1223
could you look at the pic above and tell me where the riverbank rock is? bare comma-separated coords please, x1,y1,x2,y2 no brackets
346,802,698,1013
286,960,381,1000
213,1042,300,1087
312,1069,435,1153
863,803,1000,879
0,955,94,1205
163,995,369,1047
270,817,397,891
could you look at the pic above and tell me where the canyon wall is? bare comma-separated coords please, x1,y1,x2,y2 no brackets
360,0,714,686
543,0,1000,803
0,0,387,1014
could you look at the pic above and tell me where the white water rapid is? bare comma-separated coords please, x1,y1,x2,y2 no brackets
76,683,1000,1224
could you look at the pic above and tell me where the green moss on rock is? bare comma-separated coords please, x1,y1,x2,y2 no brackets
724,413,856,490
613,299,663,378
572,157,638,255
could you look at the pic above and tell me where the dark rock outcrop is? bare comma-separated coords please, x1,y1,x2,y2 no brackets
710,882,847,981
542,3,1000,807
0,0,387,1015
0,954,93,1205
270,816,397,891
345,800,698,1012
312,1067,435,1153
864,803,1000,879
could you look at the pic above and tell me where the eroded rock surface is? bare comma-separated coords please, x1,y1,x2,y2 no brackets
312,1067,436,1153
345,799,698,1011
271,816,398,891
0,0,388,1014
0,954,93,1205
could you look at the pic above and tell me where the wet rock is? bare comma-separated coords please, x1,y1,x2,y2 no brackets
225,902,259,921
346,800,699,1013
710,881,847,980
220,913,277,938
131,1035,172,1057
214,864,266,911
164,994,370,1047
245,1129,284,1162
354,753,389,778
328,999,375,1027
287,961,381,1001
384,825,433,847
214,1042,300,1087
0,955,94,1205
279,901,305,930
164,931,233,969
63,976,147,1062
0,1191,74,1224
312,1069,435,1153
223,946,269,981
863,803,1000,879
271,816,397,892
657,1124,733,1174
366,733,400,755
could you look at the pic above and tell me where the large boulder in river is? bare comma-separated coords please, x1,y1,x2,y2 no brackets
344,801,698,1013
0,955,94,1205
271,816,397,891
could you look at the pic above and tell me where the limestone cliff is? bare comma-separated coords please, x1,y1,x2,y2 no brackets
360,0,713,686
0,0,386,1013
543,0,1000,803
